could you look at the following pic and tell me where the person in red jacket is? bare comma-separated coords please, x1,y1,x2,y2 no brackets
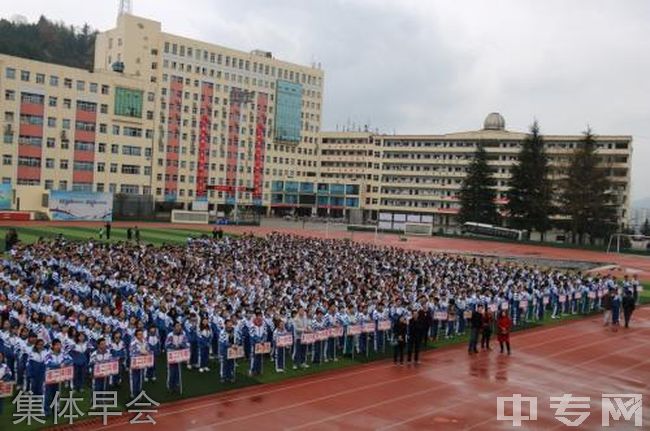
497,310,512,355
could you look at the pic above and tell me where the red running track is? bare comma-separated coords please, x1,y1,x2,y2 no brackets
62,307,650,431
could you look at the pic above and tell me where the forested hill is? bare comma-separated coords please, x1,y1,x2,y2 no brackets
0,15,96,70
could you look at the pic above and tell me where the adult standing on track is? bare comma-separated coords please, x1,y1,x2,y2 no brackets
468,306,482,354
393,316,407,365
407,309,423,364
497,310,512,355
602,289,612,326
622,290,636,328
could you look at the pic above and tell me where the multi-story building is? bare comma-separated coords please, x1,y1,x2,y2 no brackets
1,12,324,213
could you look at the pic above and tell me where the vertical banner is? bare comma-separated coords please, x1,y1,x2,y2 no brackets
165,76,183,201
196,82,213,199
253,93,268,204
226,88,242,202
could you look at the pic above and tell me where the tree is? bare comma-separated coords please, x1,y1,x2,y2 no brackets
458,145,498,225
506,121,553,239
559,128,617,244
641,219,650,237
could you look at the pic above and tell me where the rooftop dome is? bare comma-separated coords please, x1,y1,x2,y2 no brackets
483,112,506,130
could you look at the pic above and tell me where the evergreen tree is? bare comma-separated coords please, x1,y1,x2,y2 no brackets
458,145,498,225
560,128,617,244
506,121,553,239
641,219,650,237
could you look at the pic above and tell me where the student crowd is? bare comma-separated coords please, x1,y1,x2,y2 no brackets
0,233,642,413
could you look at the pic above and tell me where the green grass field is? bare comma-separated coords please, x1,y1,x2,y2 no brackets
0,225,648,429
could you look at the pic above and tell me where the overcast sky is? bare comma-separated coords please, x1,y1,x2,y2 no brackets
3,0,649,202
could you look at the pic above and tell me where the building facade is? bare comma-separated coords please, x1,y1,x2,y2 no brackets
1,12,324,213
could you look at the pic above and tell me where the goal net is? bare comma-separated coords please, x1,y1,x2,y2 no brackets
404,222,433,236
607,233,650,253
171,210,209,224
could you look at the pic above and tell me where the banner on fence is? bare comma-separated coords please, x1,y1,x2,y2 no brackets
130,354,154,370
588,291,597,299
520,300,529,310
543,297,550,305
49,191,113,221
167,348,191,364
329,327,344,338
315,330,330,341
362,323,375,333
463,310,472,319
301,333,316,344
347,325,362,336
46,366,74,384
559,295,566,303
433,311,448,321
93,360,120,378
378,320,391,331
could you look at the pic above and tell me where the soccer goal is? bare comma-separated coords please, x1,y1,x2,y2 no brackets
606,233,650,253
171,210,209,224
404,222,433,236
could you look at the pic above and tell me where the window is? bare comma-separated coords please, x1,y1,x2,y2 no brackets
58,180,68,190
62,119,70,129
44,180,53,190
60,160,69,169
72,182,93,192
97,162,105,172
76,80,85,91
4,112,14,122
121,165,141,175
97,143,106,153
110,163,117,173
100,104,108,114
20,70,30,81
101,85,110,95
112,125,120,135
63,99,71,109
5,90,15,101
89,83,98,93
120,184,139,194
48,97,57,107
45,158,54,168
20,93,44,105
114,87,143,118
111,144,119,154
75,121,96,132
64,78,72,88
2,155,11,165
96,183,104,192
109,183,116,193
73,161,93,171
122,145,142,156
36,73,45,84
76,101,97,112
17,156,41,167
99,124,107,133
74,141,94,152
47,117,56,127
5,68,15,79
123,127,142,137
50,75,59,86
46,138,55,148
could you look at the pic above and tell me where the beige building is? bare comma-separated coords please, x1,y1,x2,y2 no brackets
1,12,324,214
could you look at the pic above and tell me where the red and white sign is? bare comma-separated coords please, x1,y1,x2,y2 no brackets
488,304,498,313
301,333,316,344
433,312,448,321
329,327,344,338
519,300,529,310
559,295,566,303
167,348,191,364
501,302,509,310
378,320,391,331
543,297,550,305
463,310,472,319
227,345,244,360
254,342,271,355
45,366,74,384
130,354,154,370
315,330,330,341
93,360,119,378
597,290,604,298
276,334,294,348
588,291,597,299
574,292,581,300
362,323,375,334
347,325,362,336
0,381,14,398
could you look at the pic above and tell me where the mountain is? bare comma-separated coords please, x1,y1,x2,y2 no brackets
0,15,96,70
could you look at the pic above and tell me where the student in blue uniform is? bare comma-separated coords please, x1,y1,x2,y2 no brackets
0,352,13,415
165,322,189,394
273,319,291,372
44,339,72,415
109,330,126,387
611,288,622,331
89,338,113,392
146,326,160,381
184,314,199,370
69,332,88,394
128,329,150,398
219,319,239,383
249,313,267,376
197,318,212,373
27,339,47,399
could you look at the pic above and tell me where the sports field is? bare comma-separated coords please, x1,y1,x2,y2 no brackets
0,220,648,430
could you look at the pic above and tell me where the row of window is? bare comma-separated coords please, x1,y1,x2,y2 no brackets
5,68,110,94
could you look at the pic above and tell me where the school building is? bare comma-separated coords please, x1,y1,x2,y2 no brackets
0,14,633,229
